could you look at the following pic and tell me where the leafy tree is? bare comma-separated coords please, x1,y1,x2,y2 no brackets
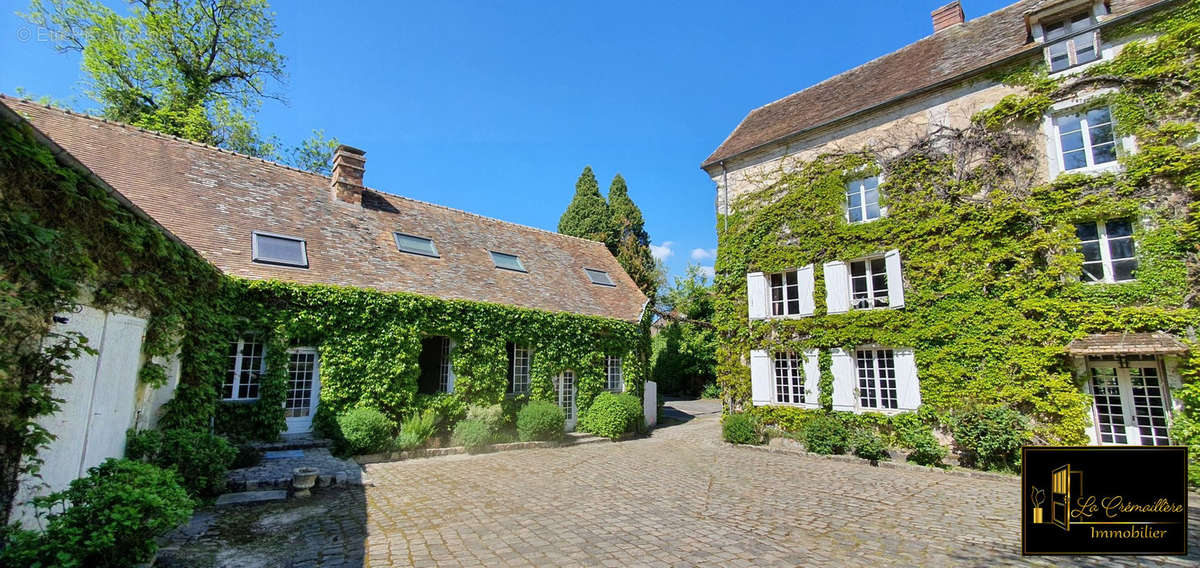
286,129,340,175
651,265,717,396
557,166,615,246
607,174,661,297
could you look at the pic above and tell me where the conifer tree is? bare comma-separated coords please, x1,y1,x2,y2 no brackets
608,174,662,297
558,166,616,246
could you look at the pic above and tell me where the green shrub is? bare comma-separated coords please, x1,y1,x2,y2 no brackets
612,393,645,434
752,405,819,434
500,394,529,427
395,408,439,451
722,412,762,445
466,404,505,434
851,429,889,462
337,407,393,455
1,459,193,567
700,382,721,399
905,430,948,467
517,400,565,441
125,428,236,497
451,418,493,452
803,414,849,455
579,392,636,439
425,393,466,433
950,406,1030,472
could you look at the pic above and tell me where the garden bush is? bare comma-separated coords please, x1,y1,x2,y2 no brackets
1,459,193,567
517,400,565,441
125,427,237,497
612,393,645,434
803,414,850,455
466,404,506,434
905,430,948,467
395,408,439,451
426,393,466,433
950,406,1030,472
700,382,721,399
722,412,762,445
578,392,636,439
751,405,819,434
500,394,529,427
337,407,393,455
851,429,889,462
451,418,493,452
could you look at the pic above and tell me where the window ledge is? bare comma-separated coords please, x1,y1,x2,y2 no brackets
1060,162,1122,177
221,398,260,404
763,313,816,321
770,401,820,409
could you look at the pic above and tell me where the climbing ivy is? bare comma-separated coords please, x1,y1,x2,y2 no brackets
713,0,1200,468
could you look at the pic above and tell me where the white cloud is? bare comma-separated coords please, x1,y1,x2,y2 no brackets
697,266,716,279
650,241,675,261
690,248,716,261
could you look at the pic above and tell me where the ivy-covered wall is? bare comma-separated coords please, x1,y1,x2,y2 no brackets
712,0,1200,454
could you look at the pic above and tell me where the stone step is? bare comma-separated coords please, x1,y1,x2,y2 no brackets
247,434,332,452
214,490,287,507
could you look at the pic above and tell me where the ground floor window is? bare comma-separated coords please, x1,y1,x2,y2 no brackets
418,336,454,394
855,348,897,410
555,370,576,423
773,352,804,404
285,349,318,419
605,355,623,392
224,336,265,400
1089,355,1170,445
508,342,531,395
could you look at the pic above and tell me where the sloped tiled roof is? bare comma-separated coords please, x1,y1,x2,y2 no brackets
702,0,1169,169
2,96,648,322
1066,332,1189,355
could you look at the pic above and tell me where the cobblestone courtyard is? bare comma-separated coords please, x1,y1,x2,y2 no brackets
162,400,1200,567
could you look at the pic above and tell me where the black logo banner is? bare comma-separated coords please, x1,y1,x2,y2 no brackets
1022,446,1188,555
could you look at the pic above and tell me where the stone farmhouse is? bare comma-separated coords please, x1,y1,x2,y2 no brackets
703,0,1194,446
2,95,648,522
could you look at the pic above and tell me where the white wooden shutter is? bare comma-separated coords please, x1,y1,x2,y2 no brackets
802,348,820,408
446,339,456,392
797,264,815,317
831,348,856,411
884,249,905,308
894,348,921,410
824,261,850,314
750,350,772,405
746,272,768,320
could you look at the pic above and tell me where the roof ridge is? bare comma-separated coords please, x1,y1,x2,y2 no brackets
0,93,329,180
1,93,610,250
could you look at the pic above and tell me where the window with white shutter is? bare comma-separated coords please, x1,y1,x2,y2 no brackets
749,267,813,319
750,350,772,405
843,346,921,414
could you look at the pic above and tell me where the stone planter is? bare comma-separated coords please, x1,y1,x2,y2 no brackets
291,466,319,498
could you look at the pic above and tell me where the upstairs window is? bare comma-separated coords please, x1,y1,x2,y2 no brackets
849,257,890,310
1055,107,1116,171
224,336,265,400
585,268,615,286
1043,11,1099,73
769,271,802,316
846,176,882,223
1076,219,1137,283
490,251,526,272
606,356,624,392
394,233,439,258
252,231,308,268
507,342,531,395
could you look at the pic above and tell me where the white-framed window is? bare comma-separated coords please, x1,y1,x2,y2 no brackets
555,370,576,424
1054,106,1117,172
394,233,439,258
768,271,802,316
438,337,453,393
224,336,265,400
585,268,615,286
855,348,898,410
1076,219,1137,283
849,257,890,310
251,231,308,268
1088,355,1171,446
605,355,624,392
748,266,814,319
846,176,883,223
773,352,804,404
507,342,531,395
1042,10,1100,73
284,348,319,418
490,251,526,272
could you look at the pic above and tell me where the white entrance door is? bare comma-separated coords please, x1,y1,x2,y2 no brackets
555,370,577,431
1089,357,1171,445
284,348,320,434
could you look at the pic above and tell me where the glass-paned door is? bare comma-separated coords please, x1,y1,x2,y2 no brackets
555,370,576,431
1088,358,1170,445
284,348,320,434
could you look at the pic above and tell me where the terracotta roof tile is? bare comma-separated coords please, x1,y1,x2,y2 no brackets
1066,332,1189,355
3,97,648,322
702,0,1169,168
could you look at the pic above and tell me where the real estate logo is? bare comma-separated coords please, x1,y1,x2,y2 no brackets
1022,446,1188,555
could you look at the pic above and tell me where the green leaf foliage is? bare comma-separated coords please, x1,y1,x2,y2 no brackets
802,414,850,455
125,428,236,498
721,412,762,445
578,391,640,439
950,406,1030,472
336,407,394,456
516,399,565,442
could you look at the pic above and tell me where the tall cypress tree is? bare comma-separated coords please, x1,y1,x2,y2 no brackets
558,166,616,247
608,174,662,297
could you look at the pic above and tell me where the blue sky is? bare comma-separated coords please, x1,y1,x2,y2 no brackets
0,0,1012,284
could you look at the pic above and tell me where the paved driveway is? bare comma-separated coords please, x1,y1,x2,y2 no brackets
163,399,1200,567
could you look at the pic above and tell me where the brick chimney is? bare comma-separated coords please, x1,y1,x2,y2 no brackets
932,1,965,33
330,145,366,205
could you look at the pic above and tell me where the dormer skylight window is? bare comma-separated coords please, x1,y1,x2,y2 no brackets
251,231,308,268
1041,10,1100,73
585,268,615,286
490,251,526,272
394,233,439,258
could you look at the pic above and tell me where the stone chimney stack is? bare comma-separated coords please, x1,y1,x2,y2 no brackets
330,145,366,205
932,1,965,33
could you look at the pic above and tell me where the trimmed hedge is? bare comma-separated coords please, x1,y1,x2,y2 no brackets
517,400,565,441
337,407,393,455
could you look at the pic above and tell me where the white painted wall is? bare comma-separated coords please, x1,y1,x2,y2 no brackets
644,381,657,428
11,305,177,528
